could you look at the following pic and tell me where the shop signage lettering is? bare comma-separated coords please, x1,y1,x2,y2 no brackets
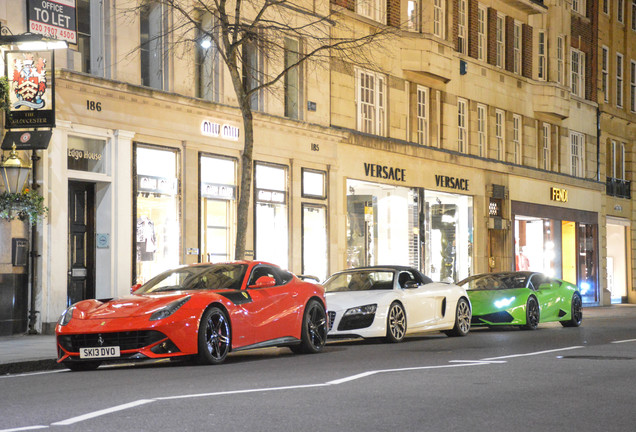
202,183,236,200
27,0,77,44
68,148,103,161
550,187,568,203
435,175,469,191
138,175,177,195
363,163,406,182
201,120,240,141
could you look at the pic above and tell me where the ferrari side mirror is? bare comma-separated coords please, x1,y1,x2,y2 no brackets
131,283,142,293
250,276,276,289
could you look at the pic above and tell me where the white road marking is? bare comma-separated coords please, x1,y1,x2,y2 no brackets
158,383,328,401
0,370,65,379
611,339,636,344
0,427,48,432
50,399,155,426
481,345,584,361
448,360,507,364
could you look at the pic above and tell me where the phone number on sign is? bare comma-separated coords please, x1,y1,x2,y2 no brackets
29,21,76,44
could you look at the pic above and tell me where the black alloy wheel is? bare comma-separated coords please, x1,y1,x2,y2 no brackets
197,306,231,365
291,299,327,354
523,296,540,330
561,293,583,327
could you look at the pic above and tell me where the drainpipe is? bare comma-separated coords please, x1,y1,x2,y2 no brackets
596,107,601,182
27,150,40,334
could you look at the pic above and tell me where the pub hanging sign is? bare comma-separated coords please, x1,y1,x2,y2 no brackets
5,50,56,129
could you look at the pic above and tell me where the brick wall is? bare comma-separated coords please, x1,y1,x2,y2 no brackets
505,16,514,72
571,0,598,102
387,0,400,27
331,0,354,12
522,24,533,79
488,8,497,66
453,0,459,51
468,0,478,59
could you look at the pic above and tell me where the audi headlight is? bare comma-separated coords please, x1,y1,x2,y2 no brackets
150,296,191,321
344,304,377,316
58,305,76,326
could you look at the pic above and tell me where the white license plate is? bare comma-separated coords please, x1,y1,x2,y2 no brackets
79,346,120,359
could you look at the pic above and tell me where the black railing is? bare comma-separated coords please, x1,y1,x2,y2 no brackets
606,177,631,199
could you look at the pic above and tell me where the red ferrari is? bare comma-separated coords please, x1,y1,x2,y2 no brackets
56,261,328,371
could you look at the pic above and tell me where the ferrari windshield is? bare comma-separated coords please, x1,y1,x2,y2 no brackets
459,273,530,291
136,264,248,293
324,270,394,292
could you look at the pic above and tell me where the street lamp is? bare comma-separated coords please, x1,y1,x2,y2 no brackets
1,143,31,193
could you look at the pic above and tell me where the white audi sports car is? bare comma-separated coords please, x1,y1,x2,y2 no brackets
325,266,471,342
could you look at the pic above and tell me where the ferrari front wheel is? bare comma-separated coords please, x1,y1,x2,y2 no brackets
385,302,406,343
522,296,540,330
291,299,327,354
444,298,471,337
561,293,583,327
198,306,231,365
63,361,101,372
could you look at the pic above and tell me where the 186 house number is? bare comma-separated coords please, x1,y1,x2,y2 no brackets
86,100,102,112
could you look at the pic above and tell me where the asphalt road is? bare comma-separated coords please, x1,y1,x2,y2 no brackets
2,307,636,432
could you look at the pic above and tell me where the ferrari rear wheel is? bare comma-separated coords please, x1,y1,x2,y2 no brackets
385,302,406,343
523,296,540,330
561,293,583,327
63,361,101,372
290,299,327,354
444,298,471,337
198,306,231,365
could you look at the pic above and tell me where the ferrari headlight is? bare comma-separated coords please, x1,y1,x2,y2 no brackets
150,296,191,321
58,305,76,326
494,297,515,308
344,304,377,316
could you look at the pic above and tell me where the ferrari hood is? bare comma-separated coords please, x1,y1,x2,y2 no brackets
75,293,190,319
326,290,393,311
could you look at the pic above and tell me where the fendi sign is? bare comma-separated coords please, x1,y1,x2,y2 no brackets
550,187,568,203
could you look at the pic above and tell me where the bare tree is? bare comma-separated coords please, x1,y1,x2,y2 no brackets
124,0,394,260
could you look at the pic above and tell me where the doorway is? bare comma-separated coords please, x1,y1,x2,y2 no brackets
68,181,96,306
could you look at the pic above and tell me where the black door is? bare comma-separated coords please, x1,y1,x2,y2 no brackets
68,181,96,306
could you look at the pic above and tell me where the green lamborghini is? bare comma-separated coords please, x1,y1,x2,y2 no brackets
458,271,582,330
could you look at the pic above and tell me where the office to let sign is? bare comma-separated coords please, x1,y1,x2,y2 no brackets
27,0,77,44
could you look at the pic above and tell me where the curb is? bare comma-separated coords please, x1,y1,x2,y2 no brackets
0,359,62,376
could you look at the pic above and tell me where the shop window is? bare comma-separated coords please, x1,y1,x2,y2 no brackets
578,224,598,303
200,155,236,263
302,169,326,199
302,204,328,282
134,145,180,284
255,163,288,268
196,12,221,102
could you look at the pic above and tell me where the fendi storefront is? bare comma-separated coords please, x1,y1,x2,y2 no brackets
510,178,601,304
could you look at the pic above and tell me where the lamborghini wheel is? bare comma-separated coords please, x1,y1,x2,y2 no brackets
444,298,471,337
561,293,583,327
290,299,327,354
386,302,407,343
523,296,540,330
63,361,101,372
198,306,231,365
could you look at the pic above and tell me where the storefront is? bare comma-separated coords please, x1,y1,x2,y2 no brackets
254,162,289,268
606,217,630,304
512,200,599,304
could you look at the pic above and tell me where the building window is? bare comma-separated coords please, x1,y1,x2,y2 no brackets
477,5,487,61
457,0,467,54
134,145,181,284
618,0,625,23
631,60,636,112
602,46,609,103
602,0,609,15
570,132,585,177
571,49,585,98
477,104,487,157
196,12,221,102
512,114,522,165
302,168,327,199
495,109,505,161
76,0,91,74
557,36,565,85
416,86,429,146
619,142,626,180
513,22,522,74
607,140,626,180
284,37,302,120
433,0,445,38
617,53,624,108
542,123,551,171
632,0,636,31
302,168,328,282
537,31,546,80
457,98,468,153
140,1,167,90
572,0,586,16
200,155,237,263
496,14,505,69
243,38,263,111
357,0,386,24
356,68,386,136
255,163,288,268
407,0,420,31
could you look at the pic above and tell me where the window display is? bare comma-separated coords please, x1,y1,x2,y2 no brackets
200,155,236,263
255,163,288,268
135,145,180,284
302,204,327,281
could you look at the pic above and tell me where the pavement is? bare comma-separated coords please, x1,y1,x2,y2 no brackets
1,305,635,375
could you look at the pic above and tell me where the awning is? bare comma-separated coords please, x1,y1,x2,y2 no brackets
1,131,52,150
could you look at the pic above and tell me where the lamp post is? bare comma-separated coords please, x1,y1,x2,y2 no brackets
0,143,32,193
